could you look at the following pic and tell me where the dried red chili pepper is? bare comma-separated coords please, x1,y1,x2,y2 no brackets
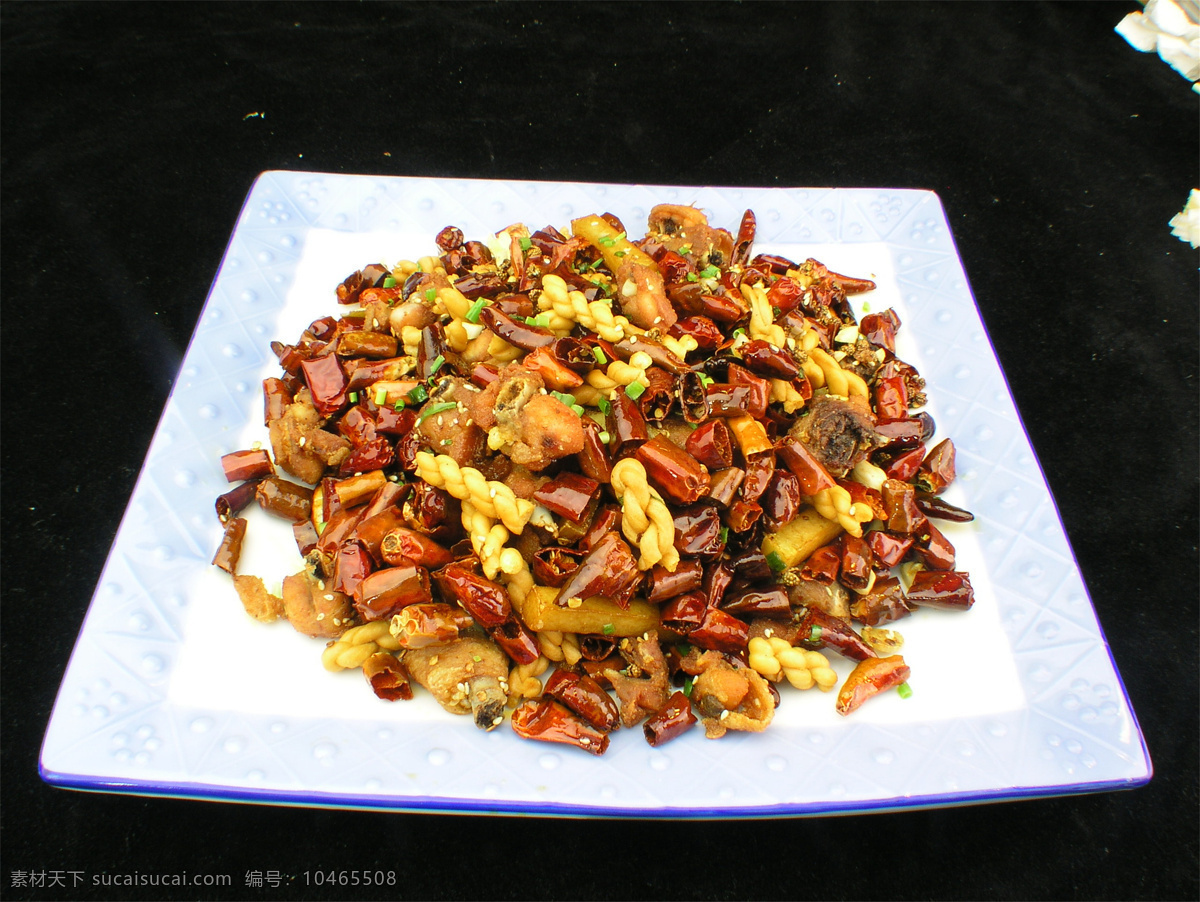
221,448,275,483
510,698,610,756
433,561,512,628
544,669,621,732
906,570,974,611
797,607,876,661
635,435,709,505
685,419,735,470
836,655,910,715
354,562,433,621
916,439,957,495
777,437,837,495
849,576,912,626
255,477,313,522
643,691,697,747
212,517,247,575
688,606,749,656
533,472,601,522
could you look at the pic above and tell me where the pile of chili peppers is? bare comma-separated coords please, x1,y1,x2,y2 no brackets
212,204,976,755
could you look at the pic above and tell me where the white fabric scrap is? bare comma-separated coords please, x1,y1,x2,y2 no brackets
1116,0,1200,85
1168,189,1200,248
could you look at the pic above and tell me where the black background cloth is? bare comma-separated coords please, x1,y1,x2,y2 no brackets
3,2,1197,899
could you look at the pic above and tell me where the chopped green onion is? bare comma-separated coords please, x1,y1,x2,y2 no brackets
602,623,615,636
598,231,625,248
374,387,388,406
551,391,577,407
598,431,611,444
440,438,453,446
861,301,871,313
597,397,611,416
531,312,551,328
625,381,646,400
732,327,746,338
676,643,693,656
519,236,533,252
682,675,694,698
614,250,626,258
382,275,398,288
686,272,699,282
465,298,487,323
719,526,729,545
428,354,445,375
699,264,720,279
766,550,786,572
678,245,692,255
424,287,437,302
571,404,586,417
348,391,359,403
407,384,429,405
393,398,406,411
417,401,457,424
810,625,823,643
897,682,913,699
592,347,608,365
698,373,714,387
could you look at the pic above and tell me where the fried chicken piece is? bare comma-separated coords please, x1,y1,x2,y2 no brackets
604,631,671,728
280,568,355,639
790,395,879,476
647,204,735,269
268,391,352,484
469,365,584,471
403,635,510,730
680,650,775,739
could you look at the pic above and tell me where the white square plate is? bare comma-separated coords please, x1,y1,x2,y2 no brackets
40,173,1151,816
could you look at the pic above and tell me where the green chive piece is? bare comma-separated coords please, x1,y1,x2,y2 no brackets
592,347,608,365
597,397,611,415
424,287,437,302
598,431,611,444
732,327,746,338
465,298,487,323
678,245,691,255
700,264,720,279
407,384,429,405
682,675,694,698
519,236,533,252
625,381,646,400
348,391,359,403
551,391,577,407
393,398,406,411
614,250,626,258
571,404,585,417
374,387,388,406
428,354,445,375
699,373,714,387
382,275,398,288
602,623,615,636
417,401,458,424
810,625,823,642
897,682,913,699
766,550,786,572
686,272,699,282
719,526,729,545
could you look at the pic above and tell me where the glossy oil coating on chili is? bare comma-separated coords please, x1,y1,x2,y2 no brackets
212,204,976,754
